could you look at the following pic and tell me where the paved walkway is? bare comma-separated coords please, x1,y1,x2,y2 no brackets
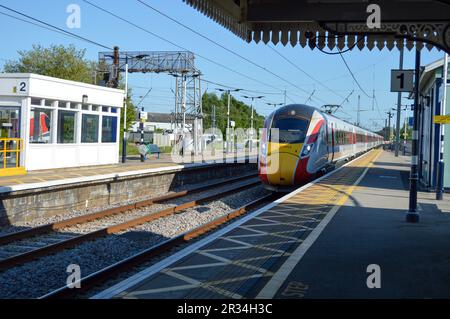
0,152,257,192
268,150,450,299
93,150,450,299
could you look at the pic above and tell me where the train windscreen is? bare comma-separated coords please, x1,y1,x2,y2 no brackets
270,117,309,144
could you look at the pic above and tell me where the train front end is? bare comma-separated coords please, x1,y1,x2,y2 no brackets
259,104,324,192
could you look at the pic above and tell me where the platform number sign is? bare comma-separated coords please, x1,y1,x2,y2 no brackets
13,81,27,94
391,70,414,92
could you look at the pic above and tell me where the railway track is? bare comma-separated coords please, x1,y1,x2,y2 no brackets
40,193,276,299
0,173,258,271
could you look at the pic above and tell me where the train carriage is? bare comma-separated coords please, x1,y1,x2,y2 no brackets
259,104,383,192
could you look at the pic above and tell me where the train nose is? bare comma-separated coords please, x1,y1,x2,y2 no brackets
266,143,302,186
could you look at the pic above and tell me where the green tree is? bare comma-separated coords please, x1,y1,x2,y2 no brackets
3,44,95,83
202,92,265,136
119,87,137,134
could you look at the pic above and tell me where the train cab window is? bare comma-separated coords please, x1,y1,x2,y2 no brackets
270,116,309,144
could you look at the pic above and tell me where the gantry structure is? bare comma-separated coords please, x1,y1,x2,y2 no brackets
98,50,203,143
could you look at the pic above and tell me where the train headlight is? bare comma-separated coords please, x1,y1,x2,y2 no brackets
260,142,267,155
301,143,314,157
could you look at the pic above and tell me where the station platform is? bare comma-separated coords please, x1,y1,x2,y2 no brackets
93,149,450,299
0,153,257,226
0,152,257,193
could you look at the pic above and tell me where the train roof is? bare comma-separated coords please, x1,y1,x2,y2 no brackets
271,104,316,120
271,104,382,137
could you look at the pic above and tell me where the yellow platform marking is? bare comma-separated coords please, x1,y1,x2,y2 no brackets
0,167,26,177
256,149,382,299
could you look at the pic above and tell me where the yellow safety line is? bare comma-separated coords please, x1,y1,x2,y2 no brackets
281,149,382,207
256,149,383,299
334,150,382,206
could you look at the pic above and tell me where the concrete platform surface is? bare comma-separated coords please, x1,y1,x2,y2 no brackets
0,152,257,193
269,150,450,299
93,150,450,299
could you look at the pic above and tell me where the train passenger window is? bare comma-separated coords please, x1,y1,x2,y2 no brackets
270,117,308,144
30,108,53,144
328,125,333,144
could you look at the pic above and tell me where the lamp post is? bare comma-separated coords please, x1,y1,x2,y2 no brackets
242,95,264,153
216,88,241,153
122,62,128,163
395,47,404,157
436,53,448,200
406,48,421,223
266,102,284,108
120,53,148,163
386,110,394,147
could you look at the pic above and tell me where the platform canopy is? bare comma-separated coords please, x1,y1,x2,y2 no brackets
184,0,450,53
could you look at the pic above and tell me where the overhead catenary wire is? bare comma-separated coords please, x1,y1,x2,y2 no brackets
0,10,80,40
0,4,113,50
2,1,314,107
315,36,373,99
337,52,373,99
2,1,386,124
319,55,390,84
200,78,283,96
268,45,346,100
0,3,282,119
81,0,293,95
373,95,383,120
135,87,152,108
339,89,354,107
2,1,293,98
134,0,322,103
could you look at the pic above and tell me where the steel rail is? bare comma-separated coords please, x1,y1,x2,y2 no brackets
40,193,276,299
0,173,257,246
0,178,261,271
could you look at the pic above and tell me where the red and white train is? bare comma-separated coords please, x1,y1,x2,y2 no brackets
259,104,383,191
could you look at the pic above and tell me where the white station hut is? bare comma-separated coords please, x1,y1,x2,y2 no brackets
0,73,124,176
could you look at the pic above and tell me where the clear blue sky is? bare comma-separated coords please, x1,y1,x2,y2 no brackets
0,0,445,131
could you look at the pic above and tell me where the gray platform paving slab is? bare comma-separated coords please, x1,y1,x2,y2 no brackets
94,150,450,299
269,151,450,299
93,150,379,299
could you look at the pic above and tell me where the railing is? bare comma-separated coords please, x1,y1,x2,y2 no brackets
0,138,26,176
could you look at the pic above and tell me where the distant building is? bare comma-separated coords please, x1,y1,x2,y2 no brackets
417,57,449,189
130,112,195,133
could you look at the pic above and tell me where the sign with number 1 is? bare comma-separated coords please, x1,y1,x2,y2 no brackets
391,70,414,92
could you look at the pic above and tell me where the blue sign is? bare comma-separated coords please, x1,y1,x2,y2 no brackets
408,117,414,127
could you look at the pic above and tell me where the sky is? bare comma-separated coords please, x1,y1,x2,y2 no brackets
0,0,446,131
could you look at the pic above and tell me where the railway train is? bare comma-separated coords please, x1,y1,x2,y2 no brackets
259,104,383,191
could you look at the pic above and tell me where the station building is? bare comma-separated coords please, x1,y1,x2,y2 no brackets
418,57,450,189
0,73,124,176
